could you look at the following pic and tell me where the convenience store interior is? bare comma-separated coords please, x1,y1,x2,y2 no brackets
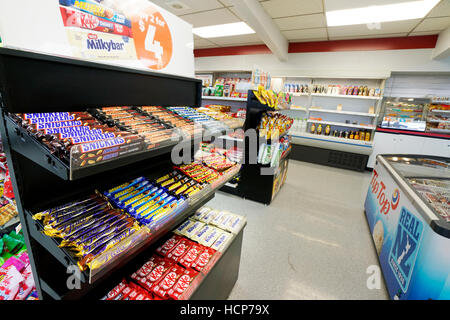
0,0,449,301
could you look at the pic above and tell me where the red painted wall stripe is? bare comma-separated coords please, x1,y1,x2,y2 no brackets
194,35,438,58
194,44,271,57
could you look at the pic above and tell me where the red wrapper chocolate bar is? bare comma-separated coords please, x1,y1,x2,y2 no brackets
152,264,185,298
191,247,216,272
130,255,162,283
179,243,204,269
167,268,199,300
156,234,184,256
166,238,194,263
139,258,174,292
121,282,149,300
60,7,133,37
102,279,128,300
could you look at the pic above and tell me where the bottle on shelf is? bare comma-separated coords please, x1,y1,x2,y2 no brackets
360,131,365,141
325,125,331,136
316,124,323,135
349,131,354,139
365,131,371,141
310,123,316,134
354,131,359,140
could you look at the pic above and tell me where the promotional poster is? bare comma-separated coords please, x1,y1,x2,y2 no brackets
0,0,194,77
364,160,450,300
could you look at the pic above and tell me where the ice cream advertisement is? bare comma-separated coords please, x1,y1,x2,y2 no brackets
364,162,450,300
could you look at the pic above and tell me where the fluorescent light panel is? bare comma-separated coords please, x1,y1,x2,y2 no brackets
193,22,255,38
326,0,440,27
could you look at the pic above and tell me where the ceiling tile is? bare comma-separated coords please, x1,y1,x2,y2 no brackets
219,0,236,6
324,0,414,12
413,17,450,32
208,33,263,46
180,8,241,27
409,30,442,36
262,0,324,19
194,38,221,49
329,33,408,40
328,19,421,37
274,13,326,30
149,0,224,16
282,28,328,41
220,0,268,5
428,0,450,18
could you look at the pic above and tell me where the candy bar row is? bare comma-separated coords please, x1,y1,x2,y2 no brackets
32,159,241,272
102,172,207,227
10,106,236,170
168,107,229,133
197,105,244,129
33,194,141,271
102,207,245,300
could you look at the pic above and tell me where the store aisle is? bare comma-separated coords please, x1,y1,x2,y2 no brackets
209,160,389,300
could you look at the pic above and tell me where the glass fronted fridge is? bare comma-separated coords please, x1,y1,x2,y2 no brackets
380,97,429,132
364,155,449,300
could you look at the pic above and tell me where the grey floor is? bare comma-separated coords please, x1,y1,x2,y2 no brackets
207,160,389,300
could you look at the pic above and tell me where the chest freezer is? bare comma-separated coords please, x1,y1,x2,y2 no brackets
365,155,449,300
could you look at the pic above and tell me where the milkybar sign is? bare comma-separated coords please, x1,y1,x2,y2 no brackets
86,38,125,52
67,29,137,60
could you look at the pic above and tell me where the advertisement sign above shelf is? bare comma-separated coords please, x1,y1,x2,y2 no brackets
0,0,195,78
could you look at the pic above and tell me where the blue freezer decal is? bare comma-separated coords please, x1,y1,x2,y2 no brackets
388,207,423,293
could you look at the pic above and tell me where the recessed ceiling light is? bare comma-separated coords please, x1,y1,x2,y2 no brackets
165,1,190,11
326,0,440,27
193,22,255,38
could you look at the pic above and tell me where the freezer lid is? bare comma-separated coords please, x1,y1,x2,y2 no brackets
377,154,450,238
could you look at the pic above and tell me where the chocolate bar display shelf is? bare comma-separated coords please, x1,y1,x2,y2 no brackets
0,48,243,300
0,47,205,181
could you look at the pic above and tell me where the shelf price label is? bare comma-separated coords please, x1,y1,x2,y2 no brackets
131,7,173,70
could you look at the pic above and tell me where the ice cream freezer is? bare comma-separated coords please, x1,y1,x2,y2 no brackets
364,154,449,300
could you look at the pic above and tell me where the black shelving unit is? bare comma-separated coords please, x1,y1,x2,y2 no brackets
219,91,291,205
0,47,245,300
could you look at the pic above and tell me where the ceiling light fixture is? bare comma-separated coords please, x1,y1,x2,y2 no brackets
326,0,440,27
193,22,255,38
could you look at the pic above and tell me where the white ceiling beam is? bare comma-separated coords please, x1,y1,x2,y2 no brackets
432,27,450,60
228,0,289,61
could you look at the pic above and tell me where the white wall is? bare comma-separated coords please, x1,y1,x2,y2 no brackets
195,49,450,79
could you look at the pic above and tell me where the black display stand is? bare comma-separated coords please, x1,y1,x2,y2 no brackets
219,91,290,205
0,48,244,300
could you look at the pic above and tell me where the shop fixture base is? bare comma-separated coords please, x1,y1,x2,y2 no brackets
190,227,244,300
290,144,368,172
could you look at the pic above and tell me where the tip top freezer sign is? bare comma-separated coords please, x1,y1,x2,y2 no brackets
59,0,173,70
369,170,401,216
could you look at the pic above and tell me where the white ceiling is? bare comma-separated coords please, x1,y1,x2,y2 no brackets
150,0,450,49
